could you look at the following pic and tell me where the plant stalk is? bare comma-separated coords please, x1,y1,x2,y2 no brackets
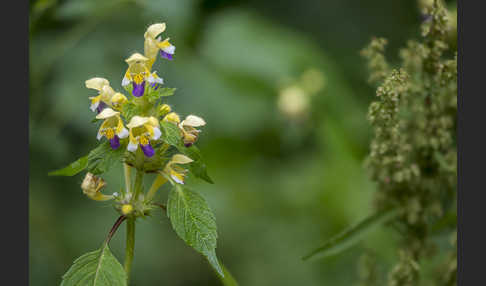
124,217,135,284
123,163,131,196
132,170,144,202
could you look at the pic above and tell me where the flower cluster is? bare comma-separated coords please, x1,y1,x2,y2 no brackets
82,22,207,201
52,22,224,283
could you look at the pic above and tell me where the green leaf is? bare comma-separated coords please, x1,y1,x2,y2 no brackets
121,101,142,122
87,141,126,175
302,208,400,261
146,87,176,103
60,244,127,286
177,145,214,184
167,185,223,277
160,121,183,146
48,155,89,176
48,141,126,176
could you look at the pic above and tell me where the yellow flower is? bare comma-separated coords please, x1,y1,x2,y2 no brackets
122,53,152,97
179,115,206,147
144,22,176,63
96,108,128,149
110,92,128,109
126,116,162,157
86,77,115,113
164,154,193,184
81,173,113,201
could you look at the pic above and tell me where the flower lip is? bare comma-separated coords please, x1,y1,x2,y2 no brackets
127,116,150,128
86,77,110,90
182,115,206,127
125,53,149,64
145,23,166,39
96,108,120,119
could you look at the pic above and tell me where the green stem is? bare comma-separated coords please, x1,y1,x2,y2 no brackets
123,163,132,196
124,217,135,284
132,170,144,202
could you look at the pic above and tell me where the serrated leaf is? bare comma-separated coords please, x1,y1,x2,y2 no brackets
167,185,223,277
87,141,126,175
146,87,176,103
160,121,183,146
121,101,142,122
61,244,127,286
48,141,126,176
177,145,214,184
302,208,400,261
48,155,89,176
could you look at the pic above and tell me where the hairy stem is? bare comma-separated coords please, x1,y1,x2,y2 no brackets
124,217,135,284
132,170,144,202
123,163,132,196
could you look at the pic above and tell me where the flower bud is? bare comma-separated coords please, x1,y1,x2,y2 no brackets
121,204,134,215
163,112,180,124
159,104,171,116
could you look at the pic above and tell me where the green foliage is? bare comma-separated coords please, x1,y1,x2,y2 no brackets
359,1,457,285
48,155,89,176
177,145,214,184
160,121,182,146
302,208,399,261
49,141,126,176
121,101,142,123
160,122,214,183
167,185,223,277
61,244,127,286
145,87,176,103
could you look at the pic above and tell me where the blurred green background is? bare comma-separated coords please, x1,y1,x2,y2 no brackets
29,0,454,285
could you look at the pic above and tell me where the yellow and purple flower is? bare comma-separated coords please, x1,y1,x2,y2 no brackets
96,108,129,149
144,23,176,62
86,77,115,113
126,116,162,157
163,154,193,184
122,53,152,97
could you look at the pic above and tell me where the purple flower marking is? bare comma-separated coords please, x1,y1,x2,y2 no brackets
140,143,155,157
96,101,107,113
160,50,173,60
132,81,146,97
109,135,120,149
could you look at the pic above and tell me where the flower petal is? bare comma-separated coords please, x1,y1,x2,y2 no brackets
152,127,161,140
118,127,129,139
86,77,109,90
140,143,155,157
145,23,166,39
127,116,150,128
171,154,193,165
96,108,119,119
127,141,138,152
132,81,145,97
182,115,206,127
109,135,120,149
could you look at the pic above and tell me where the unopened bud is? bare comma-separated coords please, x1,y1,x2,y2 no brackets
163,112,180,124
121,204,134,215
159,104,171,116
